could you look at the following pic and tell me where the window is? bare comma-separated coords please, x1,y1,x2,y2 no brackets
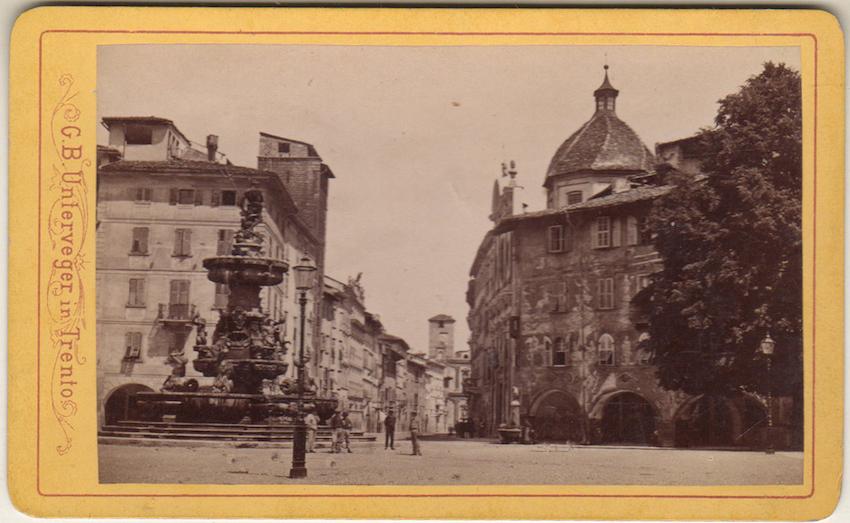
221,190,237,206
637,217,651,245
180,189,195,205
606,98,615,110
168,280,191,319
124,332,143,360
548,225,565,253
637,332,652,365
135,188,151,203
551,282,568,312
598,277,614,309
173,228,192,256
278,142,290,154
130,227,149,254
638,275,651,292
595,217,611,248
125,125,153,145
216,229,234,255
553,337,568,366
214,283,230,309
598,334,615,365
567,191,583,205
128,278,146,306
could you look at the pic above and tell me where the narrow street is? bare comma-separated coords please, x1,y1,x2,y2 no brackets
99,439,804,486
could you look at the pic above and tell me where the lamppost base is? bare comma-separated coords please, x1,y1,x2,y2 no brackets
289,467,307,479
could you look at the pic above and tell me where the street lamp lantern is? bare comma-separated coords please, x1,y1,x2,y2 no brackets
760,333,776,356
290,254,317,479
294,255,317,291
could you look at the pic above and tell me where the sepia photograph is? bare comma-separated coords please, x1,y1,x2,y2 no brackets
94,43,804,486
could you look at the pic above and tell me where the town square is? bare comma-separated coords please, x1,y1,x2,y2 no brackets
93,43,804,485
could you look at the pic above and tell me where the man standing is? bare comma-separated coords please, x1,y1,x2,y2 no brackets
409,411,422,456
384,411,396,450
329,411,343,453
341,411,353,453
304,410,319,453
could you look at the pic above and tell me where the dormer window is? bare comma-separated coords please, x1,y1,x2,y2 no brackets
125,125,153,145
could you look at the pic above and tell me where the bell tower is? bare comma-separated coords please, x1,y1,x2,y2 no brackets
428,314,456,361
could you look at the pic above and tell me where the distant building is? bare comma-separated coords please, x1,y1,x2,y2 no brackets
466,69,793,448
96,116,326,427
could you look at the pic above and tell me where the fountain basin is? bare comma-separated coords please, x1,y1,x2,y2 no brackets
203,256,289,287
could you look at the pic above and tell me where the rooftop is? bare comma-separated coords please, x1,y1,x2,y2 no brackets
496,183,670,231
99,159,276,177
429,314,455,323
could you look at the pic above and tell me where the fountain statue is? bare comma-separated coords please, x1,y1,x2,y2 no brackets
134,183,337,423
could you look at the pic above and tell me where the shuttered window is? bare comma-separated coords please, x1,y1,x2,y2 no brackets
124,332,143,360
173,228,192,256
598,277,614,310
169,280,191,320
595,216,611,248
128,278,146,306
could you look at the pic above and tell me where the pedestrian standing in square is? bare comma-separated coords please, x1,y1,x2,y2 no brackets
384,411,396,450
409,411,422,456
304,409,319,453
341,411,353,453
329,411,343,453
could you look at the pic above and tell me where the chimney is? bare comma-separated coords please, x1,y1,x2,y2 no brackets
206,135,219,162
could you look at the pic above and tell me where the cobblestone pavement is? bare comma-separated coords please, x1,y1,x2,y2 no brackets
99,439,804,486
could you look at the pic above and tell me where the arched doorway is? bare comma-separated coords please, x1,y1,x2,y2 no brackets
104,384,154,426
599,392,657,445
674,395,738,447
530,390,583,442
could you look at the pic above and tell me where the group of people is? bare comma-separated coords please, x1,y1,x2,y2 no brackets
301,409,422,456
302,410,354,453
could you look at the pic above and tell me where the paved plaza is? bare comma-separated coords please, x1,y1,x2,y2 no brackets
99,438,804,486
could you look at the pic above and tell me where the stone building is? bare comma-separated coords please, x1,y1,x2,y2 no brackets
318,274,384,431
466,69,781,448
96,117,326,427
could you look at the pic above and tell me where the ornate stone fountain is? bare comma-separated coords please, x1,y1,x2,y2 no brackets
135,184,337,424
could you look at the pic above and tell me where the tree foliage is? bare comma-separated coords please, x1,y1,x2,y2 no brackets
637,62,802,400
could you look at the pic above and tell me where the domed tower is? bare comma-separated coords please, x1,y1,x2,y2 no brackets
545,66,655,209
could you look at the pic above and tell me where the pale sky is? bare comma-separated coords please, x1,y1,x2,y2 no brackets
97,44,801,352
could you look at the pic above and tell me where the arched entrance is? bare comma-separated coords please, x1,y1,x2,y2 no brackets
599,392,657,445
530,390,583,442
104,384,154,426
674,395,739,447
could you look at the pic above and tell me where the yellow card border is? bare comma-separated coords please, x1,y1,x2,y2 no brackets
8,7,844,520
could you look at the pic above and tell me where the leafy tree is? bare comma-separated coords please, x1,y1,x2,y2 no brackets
637,62,802,407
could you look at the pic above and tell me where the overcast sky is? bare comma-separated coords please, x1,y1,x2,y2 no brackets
98,44,800,352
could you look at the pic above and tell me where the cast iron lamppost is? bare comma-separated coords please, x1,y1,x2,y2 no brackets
290,255,317,478
760,333,776,455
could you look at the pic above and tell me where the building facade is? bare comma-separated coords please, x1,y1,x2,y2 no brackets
96,117,326,427
466,70,789,448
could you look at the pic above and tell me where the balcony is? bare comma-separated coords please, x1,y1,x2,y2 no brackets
157,303,196,325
